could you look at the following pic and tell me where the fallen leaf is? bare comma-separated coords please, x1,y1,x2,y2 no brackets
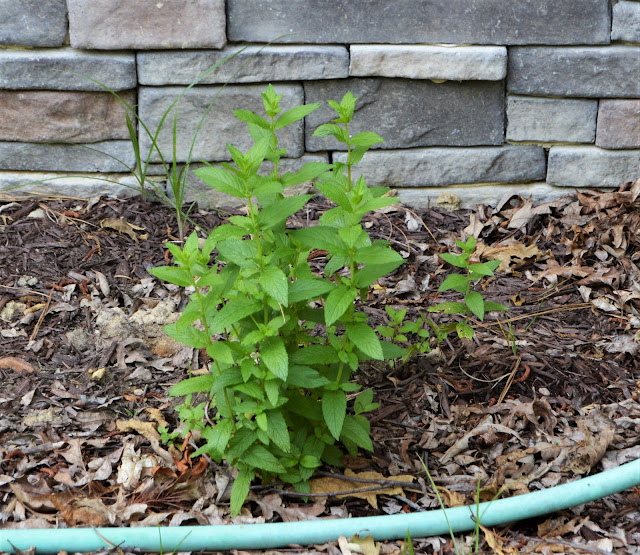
100,217,149,241
476,241,540,273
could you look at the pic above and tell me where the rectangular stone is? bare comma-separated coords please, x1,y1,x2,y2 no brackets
228,0,610,45
612,1,640,43
0,0,67,47
508,46,640,98
506,96,597,143
0,172,143,198
304,79,504,151
0,142,135,172
138,46,348,85
334,146,546,187
350,45,506,81
596,100,640,149
68,0,225,50
0,91,134,143
0,49,136,91
547,147,640,188
138,85,305,163
397,183,578,210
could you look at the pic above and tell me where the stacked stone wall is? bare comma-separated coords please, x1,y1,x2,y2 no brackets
0,0,638,208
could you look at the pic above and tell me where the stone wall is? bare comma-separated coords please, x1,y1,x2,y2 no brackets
0,0,638,208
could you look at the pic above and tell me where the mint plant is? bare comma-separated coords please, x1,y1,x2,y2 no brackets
428,236,508,340
149,88,405,515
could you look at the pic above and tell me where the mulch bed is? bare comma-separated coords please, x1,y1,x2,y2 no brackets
0,182,639,554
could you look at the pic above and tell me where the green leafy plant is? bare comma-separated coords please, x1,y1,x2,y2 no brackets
428,236,508,340
150,88,405,515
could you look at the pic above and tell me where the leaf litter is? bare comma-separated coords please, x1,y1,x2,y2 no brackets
0,182,638,553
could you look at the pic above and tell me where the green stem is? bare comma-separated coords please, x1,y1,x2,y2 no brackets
345,122,352,191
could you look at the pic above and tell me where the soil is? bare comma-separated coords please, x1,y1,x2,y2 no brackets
0,183,638,554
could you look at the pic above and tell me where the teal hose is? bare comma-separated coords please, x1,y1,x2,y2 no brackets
1,459,638,553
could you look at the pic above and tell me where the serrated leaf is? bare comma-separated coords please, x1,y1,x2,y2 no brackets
354,262,401,288
262,265,288,305
275,103,321,129
288,278,336,303
197,420,233,460
322,390,346,440
208,298,261,333
287,365,331,388
315,180,351,208
233,109,270,129
438,273,469,294
169,375,214,397
230,467,253,516
312,123,348,142
345,323,383,360
264,380,280,405
354,246,403,267
149,266,193,287
258,194,312,229
164,323,209,348
440,252,469,268
266,410,290,452
456,322,475,340
381,341,407,359
291,345,340,365
340,415,373,451
484,301,509,312
349,131,384,147
193,166,246,198
280,161,331,187
243,445,286,473
261,336,288,380
324,285,357,326
468,262,497,278
465,291,485,320
295,226,347,255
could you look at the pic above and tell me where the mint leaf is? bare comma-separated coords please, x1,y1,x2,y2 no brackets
261,336,288,380
324,285,357,326
322,390,346,440
465,291,485,320
262,265,288,305
345,323,384,360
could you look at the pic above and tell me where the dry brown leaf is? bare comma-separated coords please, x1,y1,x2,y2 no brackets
254,493,325,523
507,199,551,230
476,241,540,274
479,524,520,554
100,217,149,241
116,419,174,464
0,356,36,373
309,470,414,509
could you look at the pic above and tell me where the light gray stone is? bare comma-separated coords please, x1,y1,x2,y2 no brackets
0,91,134,143
138,85,305,163
612,1,640,43
0,172,144,198
68,0,225,50
138,46,348,85
397,183,581,210
0,142,135,172
508,46,640,98
161,153,331,207
305,79,504,151
334,146,546,187
228,0,610,45
0,0,67,47
349,45,507,81
547,147,640,188
0,49,136,91
596,100,640,149
506,96,597,143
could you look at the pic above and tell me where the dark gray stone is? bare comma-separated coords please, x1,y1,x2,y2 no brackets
0,49,136,91
227,0,610,45
596,100,640,149
334,146,546,187
138,84,305,163
506,96,597,143
547,147,640,188
0,0,67,47
0,142,135,172
305,79,504,151
508,46,640,98
350,45,506,81
612,1,640,43
68,0,225,50
138,46,348,85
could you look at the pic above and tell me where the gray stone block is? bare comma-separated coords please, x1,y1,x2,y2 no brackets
508,46,640,98
596,100,640,149
0,0,67,47
547,147,640,188
334,146,546,187
0,142,135,172
138,46,349,85
68,0,225,50
228,0,610,45
0,91,134,143
350,45,507,81
304,79,504,151
0,172,142,198
138,85,305,163
506,96,597,143
612,1,640,43
397,183,578,210
0,49,136,91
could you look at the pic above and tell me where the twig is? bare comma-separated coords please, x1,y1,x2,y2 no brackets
497,355,522,404
29,287,54,342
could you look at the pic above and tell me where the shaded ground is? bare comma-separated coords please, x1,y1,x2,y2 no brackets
0,182,639,554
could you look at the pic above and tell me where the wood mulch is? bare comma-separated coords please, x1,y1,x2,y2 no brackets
0,182,638,554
